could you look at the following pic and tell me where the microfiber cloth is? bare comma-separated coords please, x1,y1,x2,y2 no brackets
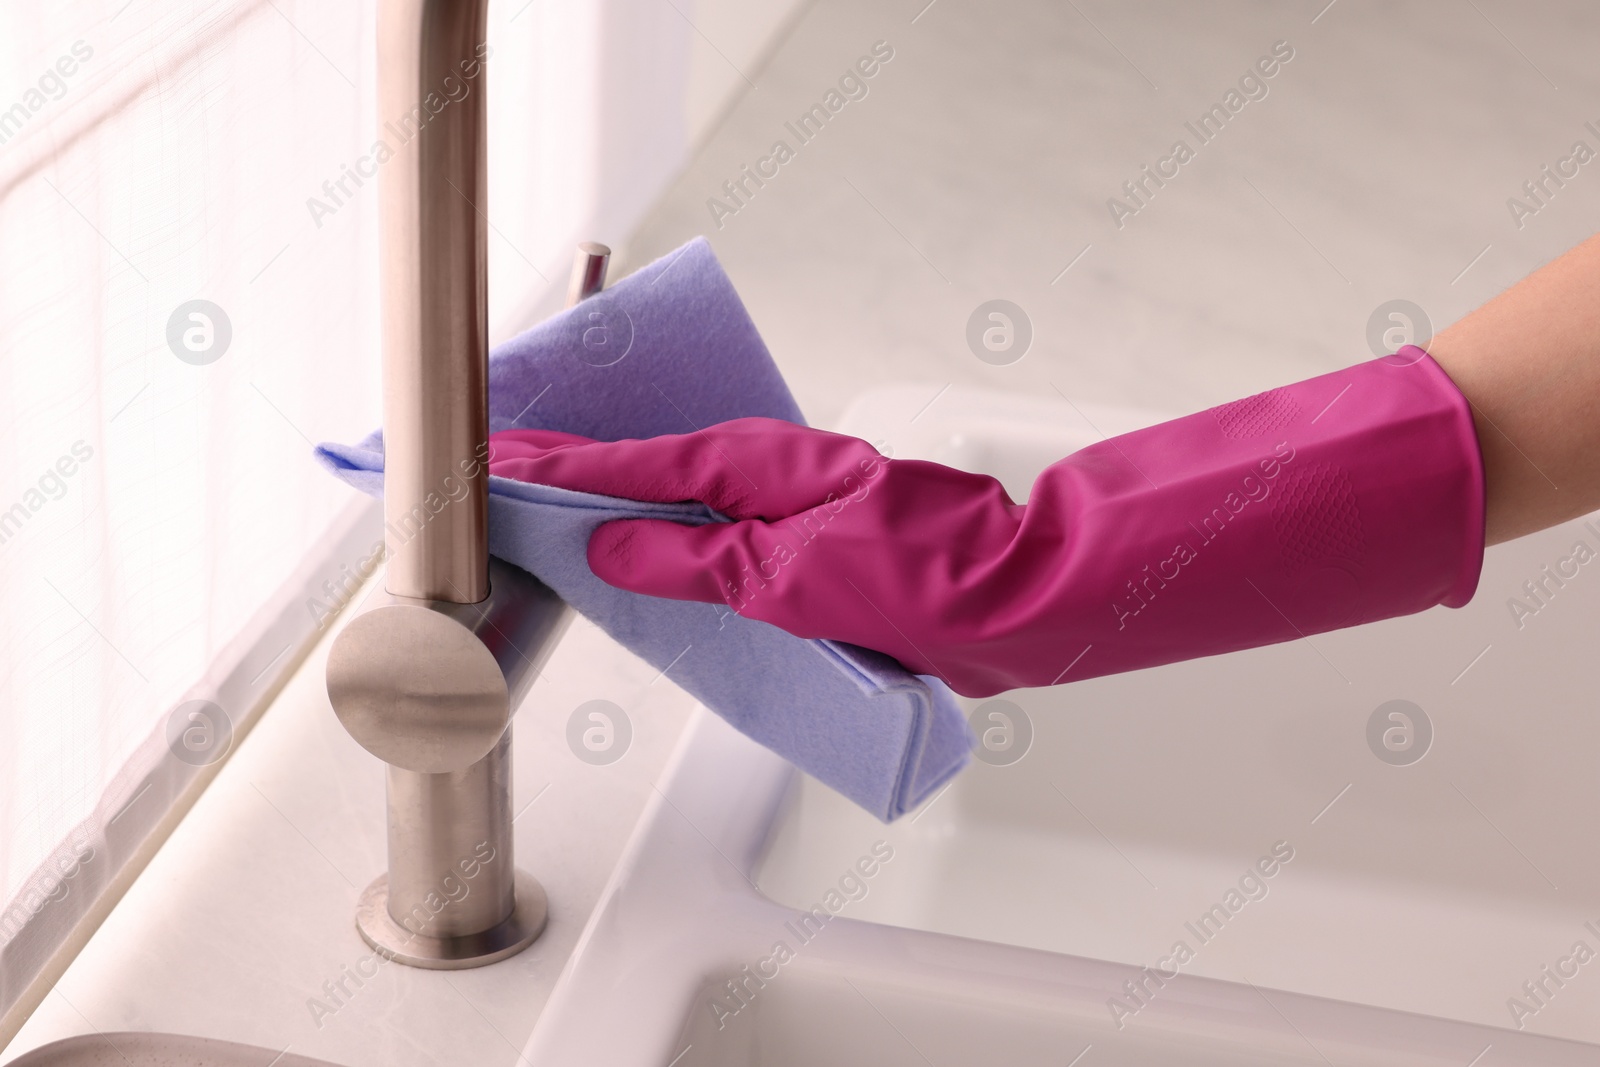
315,237,972,821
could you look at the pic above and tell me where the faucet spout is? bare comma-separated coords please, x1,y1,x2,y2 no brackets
377,0,491,604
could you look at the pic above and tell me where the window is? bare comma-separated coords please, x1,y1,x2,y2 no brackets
0,0,799,1036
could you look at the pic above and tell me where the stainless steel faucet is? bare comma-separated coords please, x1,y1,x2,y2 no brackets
324,0,607,969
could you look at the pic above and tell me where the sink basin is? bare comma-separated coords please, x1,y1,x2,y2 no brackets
7,1033,343,1066
758,384,1600,1043
518,384,1600,1064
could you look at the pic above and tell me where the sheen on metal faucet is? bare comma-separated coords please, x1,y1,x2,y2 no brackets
325,0,607,969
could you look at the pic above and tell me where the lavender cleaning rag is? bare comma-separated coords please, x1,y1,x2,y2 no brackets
315,237,972,821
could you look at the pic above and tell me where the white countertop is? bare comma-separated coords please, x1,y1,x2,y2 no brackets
622,0,1600,429
1,588,699,1067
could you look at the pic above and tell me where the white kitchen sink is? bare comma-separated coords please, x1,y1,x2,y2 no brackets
521,384,1600,1065
7,1033,343,1066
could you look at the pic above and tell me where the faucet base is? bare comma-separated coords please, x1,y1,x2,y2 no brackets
354,868,548,970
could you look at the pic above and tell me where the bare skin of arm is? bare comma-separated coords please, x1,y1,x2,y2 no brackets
1425,234,1600,546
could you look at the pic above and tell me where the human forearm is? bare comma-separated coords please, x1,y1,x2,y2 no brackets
1427,234,1600,545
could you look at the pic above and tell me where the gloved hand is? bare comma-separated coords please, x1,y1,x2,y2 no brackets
488,347,1485,697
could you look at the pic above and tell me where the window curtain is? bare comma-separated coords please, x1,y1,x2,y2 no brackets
0,0,697,1039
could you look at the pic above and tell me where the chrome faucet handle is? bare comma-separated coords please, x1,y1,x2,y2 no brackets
328,558,566,774
566,241,610,306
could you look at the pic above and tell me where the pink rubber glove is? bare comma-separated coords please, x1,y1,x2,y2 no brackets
488,348,1484,697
